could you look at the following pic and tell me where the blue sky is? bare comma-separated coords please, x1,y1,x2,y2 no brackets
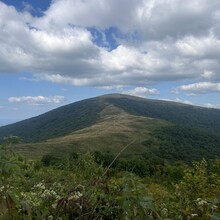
1,0,220,126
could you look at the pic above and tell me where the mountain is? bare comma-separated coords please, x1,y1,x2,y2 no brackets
1,93,220,142
103,94,220,133
0,97,106,142
1,94,220,162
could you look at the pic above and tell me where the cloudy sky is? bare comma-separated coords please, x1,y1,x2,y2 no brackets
1,0,220,125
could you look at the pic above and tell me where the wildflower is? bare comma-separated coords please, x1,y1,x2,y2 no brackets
50,190,57,197
52,203,57,209
35,182,46,190
191,213,198,217
195,198,207,206
161,208,168,216
68,191,83,200
73,191,83,200
212,205,218,210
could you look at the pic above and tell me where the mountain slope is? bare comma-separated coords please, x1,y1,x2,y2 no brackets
1,93,220,143
15,105,220,163
0,98,106,142
101,94,220,134
16,105,168,158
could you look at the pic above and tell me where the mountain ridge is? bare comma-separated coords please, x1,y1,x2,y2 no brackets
1,93,220,143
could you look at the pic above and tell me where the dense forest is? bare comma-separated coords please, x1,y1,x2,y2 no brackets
105,95,220,134
1,136,220,219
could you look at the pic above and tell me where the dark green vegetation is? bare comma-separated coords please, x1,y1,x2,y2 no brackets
1,94,220,219
149,125,220,163
1,94,220,165
1,137,220,219
1,94,220,143
0,98,106,142
104,94,220,134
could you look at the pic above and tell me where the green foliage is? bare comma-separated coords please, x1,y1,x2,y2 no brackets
0,137,220,219
116,157,150,177
150,125,220,162
1,94,220,144
168,160,220,219
41,154,60,166
93,151,116,168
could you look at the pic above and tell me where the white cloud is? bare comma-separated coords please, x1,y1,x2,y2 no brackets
161,98,193,105
161,97,220,109
174,98,193,105
202,70,215,79
202,103,220,109
22,2,36,13
123,87,159,97
36,0,141,31
99,85,124,90
176,35,220,58
0,0,220,88
36,0,219,39
175,82,220,94
8,96,65,105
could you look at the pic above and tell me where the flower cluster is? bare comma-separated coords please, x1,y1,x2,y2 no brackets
195,198,208,206
191,213,198,217
68,191,83,201
19,182,63,209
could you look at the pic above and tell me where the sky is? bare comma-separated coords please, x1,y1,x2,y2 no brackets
1,0,220,126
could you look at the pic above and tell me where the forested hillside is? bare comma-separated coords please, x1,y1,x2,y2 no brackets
0,98,106,142
1,94,220,143
103,94,220,134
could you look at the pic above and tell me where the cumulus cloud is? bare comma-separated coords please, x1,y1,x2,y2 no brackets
175,82,220,94
176,35,220,58
36,0,219,39
161,97,220,109
174,98,193,105
8,96,65,105
0,0,220,89
36,0,141,31
203,103,220,109
162,98,193,105
122,87,159,97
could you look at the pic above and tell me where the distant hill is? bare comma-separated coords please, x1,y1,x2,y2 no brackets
1,93,220,143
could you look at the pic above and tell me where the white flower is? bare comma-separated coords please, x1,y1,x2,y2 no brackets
52,203,57,209
68,191,83,200
212,205,218,210
0,186,4,192
161,208,168,215
74,191,83,199
191,213,198,217
195,198,207,206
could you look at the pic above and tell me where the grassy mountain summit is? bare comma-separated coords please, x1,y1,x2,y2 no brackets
1,93,220,143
